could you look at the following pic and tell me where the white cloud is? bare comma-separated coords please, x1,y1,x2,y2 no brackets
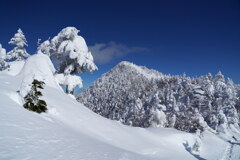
89,42,148,64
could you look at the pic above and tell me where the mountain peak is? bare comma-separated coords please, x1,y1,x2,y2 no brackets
117,61,134,66
113,61,164,80
79,62,240,134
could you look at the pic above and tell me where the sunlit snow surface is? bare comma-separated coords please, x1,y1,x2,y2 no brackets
0,54,240,160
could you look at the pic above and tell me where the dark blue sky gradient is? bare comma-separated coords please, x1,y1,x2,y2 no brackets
0,0,239,88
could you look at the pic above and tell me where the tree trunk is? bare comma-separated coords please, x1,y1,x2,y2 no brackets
66,85,69,94
66,85,74,94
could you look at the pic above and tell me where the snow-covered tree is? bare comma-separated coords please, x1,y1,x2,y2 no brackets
167,113,176,127
51,27,97,74
7,29,29,61
0,44,8,71
149,93,167,127
208,114,219,130
191,129,202,154
55,73,82,94
50,27,97,94
189,110,208,132
236,85,240,114
151,108,167,127
37,39,51,56
23,79,47,113
0,44,6,58
217,110,228,134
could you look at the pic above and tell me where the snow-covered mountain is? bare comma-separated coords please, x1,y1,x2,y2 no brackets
1,55,240,160
78,61,240,134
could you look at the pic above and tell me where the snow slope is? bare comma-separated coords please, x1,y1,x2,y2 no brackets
0,54,240,160
1,60,25,76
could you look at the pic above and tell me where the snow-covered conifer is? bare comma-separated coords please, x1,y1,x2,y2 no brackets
0,44,7,71
147,93,167,127
217,110,228,133
23,79,47,113
167,114,176,128
191,129,202,154
55,73,82,94
50,27,97,94
37,39,51,56
0,44,6,59
7,29,29,61
51,27,97,74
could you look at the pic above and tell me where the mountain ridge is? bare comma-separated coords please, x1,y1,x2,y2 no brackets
112,61,165,80
78,61,240,133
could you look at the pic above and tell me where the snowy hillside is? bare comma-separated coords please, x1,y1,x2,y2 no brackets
78,61,240,134
1,53,240,159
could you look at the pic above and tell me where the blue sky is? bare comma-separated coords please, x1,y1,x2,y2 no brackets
0,0,239,88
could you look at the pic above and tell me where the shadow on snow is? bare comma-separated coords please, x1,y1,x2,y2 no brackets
183,142,207,160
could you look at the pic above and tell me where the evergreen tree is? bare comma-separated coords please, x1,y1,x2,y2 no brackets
23,79,47,113
217,110,228,133
149,93,167,127
7,29,29,61
50,27,97,94
191,129,202,154
37,39,52,56
55,73,82,94
0,44,7,71
236,85,240,114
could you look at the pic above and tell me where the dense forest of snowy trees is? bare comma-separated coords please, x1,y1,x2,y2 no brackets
78,61,240,133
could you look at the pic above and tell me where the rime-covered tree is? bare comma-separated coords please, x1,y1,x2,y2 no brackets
37,39,51,56
50,27,97,94
148,93,167,127
55,73,82,94
217,110,228,133
0,44,7,71
236,85,240,114
191,129,202,154
7,29,29,61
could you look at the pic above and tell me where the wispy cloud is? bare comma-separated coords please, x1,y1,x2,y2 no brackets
89,42,148,64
